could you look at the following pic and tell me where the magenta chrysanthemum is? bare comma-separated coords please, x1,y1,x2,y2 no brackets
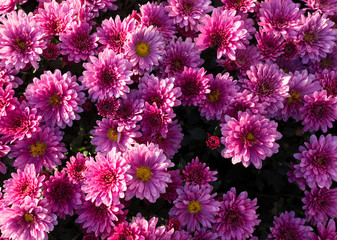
303,0,337,15
0,10,47,70
124,143,174,203
41,42,60,60
25,69,85,129
81,48,133,102
300,90,337,133
0,63,23,88
3,164,44,206
96,97,120,118
212,187,260,240
255,30,284,61
199,73,238,121
10,125,66,172
222,0,256,12
0,84,17,117
182,157,217,187
293,134,337,189
108,221,143,240
175,67,211,106
230,45,262,77
125,26,165,74
315,69,337,97
193,228,219,240
267,211,312,240
42,170,82,219
169,184,220,232
0,197,57,240
221,112,282,169
0,141,10,174
65,152,90,185
308,219,337,240
59,21,98,63
82,149,131,206
162,170,183,203
195,7,249,60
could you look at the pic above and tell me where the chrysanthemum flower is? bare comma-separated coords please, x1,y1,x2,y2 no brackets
195,7,249,60
169,185,220,232
41,42,60,60
124,143,174,203
276,70,321,122
90,117,141,155
0,0,27,15
162,170,183,203
81,48,133,102
159,37,204,78
303,0,337,15
300,90,337,133
171,230,192,240
165,0,213,33
289,12,337,64
125,26,165,74
206,133,220,150
0,197,57,240
0,10,47,70
308,219,337,240
315,69,337,97
59,21,98,63
287,162,307,191
199,73,238,121
0,101,41,144
310,46,337,73
243,62,290,118
212,187,260,240
0,84,17,117
282,40,299,59
275,56,306,74
167,217,182,231
42,170,82,219
0,63,23,88
3,164,44,206
65,152,90,185
85,0,117,18
75,200,124,239
140,2,176,41
35,0,76,39
221,0,256,12
182,157,217,187
10,125,66,172
221,112,282,169
97,16,135,53
193,228,219,240
82,149,131,207
25,69,85,129
107,221,143,240
267,211,312,239
0,142,10,174
255,30,284,61
175,67,211,106
302,187,337,225
293,134,337,189
258,0,303,35
96,97,120,118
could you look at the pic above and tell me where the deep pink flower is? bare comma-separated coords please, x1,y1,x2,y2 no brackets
0,0,27,15
231,45,262,77
206,133,220,150
303,0,337,15
255,30,284,61
108,221,144,240
309,219,337,240
65,152,90,185
222,0,256,12
96,97,120,118
315,69,337,97
162,170,183,203
0,142,10,174
193,228,219,240
41,42,60,60
0,85,17,117
0,63,23,89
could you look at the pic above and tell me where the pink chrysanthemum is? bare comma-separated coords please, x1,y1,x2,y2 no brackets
212,187,260,240
108,221,143,240
10,125,66,172
221,112,282,169
41,42,60,60
303,0,337,15
282,40,299,59
302,187,337,225
35,0,75,38
243,62,290,118
293,134,337,189
3,164,44,206
182,157,217,187
300,90,337,133
167,218,182,231
222,0,256,12
175,67,211,106
59,21,98,63
0,142,10,174
267,211,312,240
75,200,124,239
96,97,120,118
275,56,306,74
25,69,85,129
315,69,337,97
169,185,220,232
125,26,165,74
82,149,131,206
65,152,90,185
0,85,17,117
276,70,321,122
81,48,133,102
165,0,213,33
255,30,284,61
97,16,135,53
0,0,27,15
159,37,204,78
42,170,82,219
199,73,238,121
258,0,303,35
162,170,183,203
310,46,337,73
90,117,141,154
289,12,337,64
0,63,23,88
195,7,249,60
0,101,41,144
124,143,174,203
85,0,117,18
172,230,192,240
140,2,176,41
193,227,219,240
0,10,47,70
0,197,57,240
309,219,337,240
138,74,181,110
287,162,307,191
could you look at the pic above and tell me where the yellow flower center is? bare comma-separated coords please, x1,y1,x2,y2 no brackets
208,89,221,103
136,166,152,182
304,32,314,41
24,213,34,223
49,93,62,107
187,200,202,213
287,91,301,104
174,60,181,67
30,141,46,157
246,132,255,140
135,42,149,57
16,38,26,50
107,128,118,142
